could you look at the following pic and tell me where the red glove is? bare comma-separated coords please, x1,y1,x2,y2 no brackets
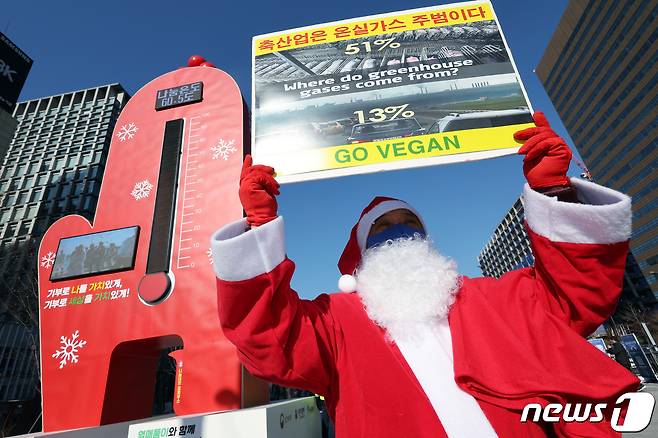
514,111,572,189
239,155,279,227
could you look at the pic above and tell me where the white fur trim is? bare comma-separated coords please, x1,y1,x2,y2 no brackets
338,274,357,293
210,216,286,281
356,200,426,251
522,178,631,244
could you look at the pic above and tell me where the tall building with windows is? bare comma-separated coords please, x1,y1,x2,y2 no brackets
478,198,533,278
0,84,129,287
0,84,129,419
536,0,658,296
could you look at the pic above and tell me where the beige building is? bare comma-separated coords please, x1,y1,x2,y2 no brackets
536,0,658,297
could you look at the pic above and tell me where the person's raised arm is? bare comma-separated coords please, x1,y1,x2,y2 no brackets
514,113,631,336
210,155,338,397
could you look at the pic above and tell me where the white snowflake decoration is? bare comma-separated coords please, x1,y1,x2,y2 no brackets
206,248,214,265
117,123,138,142
130,179,154,200
41,251,56,269
52,330,87,369
211,138,236,160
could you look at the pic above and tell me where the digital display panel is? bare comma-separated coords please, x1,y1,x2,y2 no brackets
155,81,203,110
50,226,139,281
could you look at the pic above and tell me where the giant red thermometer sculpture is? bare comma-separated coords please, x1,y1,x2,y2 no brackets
37,56,267,432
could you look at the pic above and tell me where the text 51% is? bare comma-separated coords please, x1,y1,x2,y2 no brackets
344,38,400,55
353,104,414,124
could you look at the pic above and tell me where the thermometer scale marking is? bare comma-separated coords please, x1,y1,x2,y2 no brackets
176,113,209,269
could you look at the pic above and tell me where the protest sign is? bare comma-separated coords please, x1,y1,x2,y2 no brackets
253,0,533,183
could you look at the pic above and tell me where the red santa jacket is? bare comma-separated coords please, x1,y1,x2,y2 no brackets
210,178,639,437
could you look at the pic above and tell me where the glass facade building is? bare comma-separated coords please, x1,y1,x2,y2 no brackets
0,84,129,408
478,198,532,278
536,0,658,297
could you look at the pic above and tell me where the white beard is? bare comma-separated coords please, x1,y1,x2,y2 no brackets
355,237,460,343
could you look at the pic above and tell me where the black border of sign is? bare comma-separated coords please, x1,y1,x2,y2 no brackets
154,81,204,111
49,225,141,282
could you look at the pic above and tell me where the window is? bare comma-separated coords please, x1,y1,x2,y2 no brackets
16,192,28,204
73,183,84,196
1,168,13,179
45,187,58,201
29,188,43,202
2,194,16,207
22,176,35,189
27,205,38,219
6,223,18,238
37,174,49,185
89,165,100,179
63,170,75,183
83,196,96,211
18,221,31,235
87,181,99,194
60,184,71,197
12,206,26,221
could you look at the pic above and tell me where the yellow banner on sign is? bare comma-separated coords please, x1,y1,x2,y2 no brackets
254,3,493,55
258,123,533,178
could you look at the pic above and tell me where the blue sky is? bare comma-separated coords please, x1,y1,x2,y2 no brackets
5,0,577,298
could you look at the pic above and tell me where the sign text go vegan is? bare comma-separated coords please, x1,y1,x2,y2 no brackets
262,125,526,177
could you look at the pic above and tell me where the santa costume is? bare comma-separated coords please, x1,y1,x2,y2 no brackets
210,113,639,437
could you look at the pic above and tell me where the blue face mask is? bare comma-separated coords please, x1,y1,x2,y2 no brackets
365,223,426,249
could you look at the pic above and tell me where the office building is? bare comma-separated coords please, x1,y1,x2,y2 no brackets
0,84,129,287
536,0,658,296
478,198,533,278
0,84,129,413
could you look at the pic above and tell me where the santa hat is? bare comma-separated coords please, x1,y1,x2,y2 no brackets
337,196,426,293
